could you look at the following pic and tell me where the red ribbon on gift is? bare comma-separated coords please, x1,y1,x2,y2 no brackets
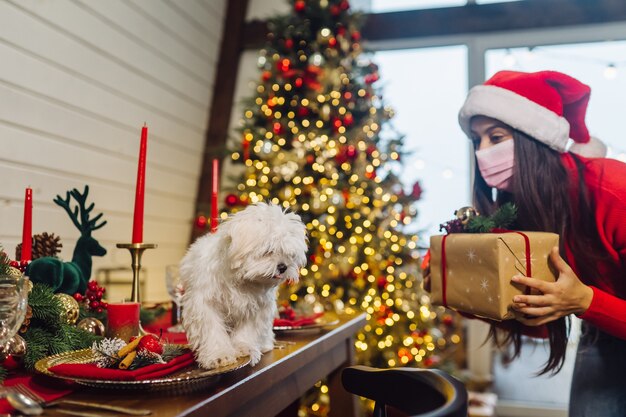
440,229,532,307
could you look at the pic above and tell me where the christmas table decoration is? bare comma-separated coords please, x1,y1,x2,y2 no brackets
430,204,559,320
26,185,107,295
45,335,192,381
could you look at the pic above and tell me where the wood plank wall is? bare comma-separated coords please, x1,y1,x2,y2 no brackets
0,0,226,301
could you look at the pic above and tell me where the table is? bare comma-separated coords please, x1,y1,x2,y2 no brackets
40,313,366,417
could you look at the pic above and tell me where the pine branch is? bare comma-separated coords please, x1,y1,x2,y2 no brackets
491,202,517,229
466,216,495,233
28,284,63,324
466,203,517,233
22,327,54,371
61,323,101,350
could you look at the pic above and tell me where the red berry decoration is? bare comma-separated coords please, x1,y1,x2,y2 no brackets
138,334,163,355
80,280,108,312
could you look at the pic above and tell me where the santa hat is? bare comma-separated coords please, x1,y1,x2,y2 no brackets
458,70,607,157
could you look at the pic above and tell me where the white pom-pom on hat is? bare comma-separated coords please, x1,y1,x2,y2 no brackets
568,136,608,158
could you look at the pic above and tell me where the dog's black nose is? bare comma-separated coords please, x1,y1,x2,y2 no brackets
277,263,287,274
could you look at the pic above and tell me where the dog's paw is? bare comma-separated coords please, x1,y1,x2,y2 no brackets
247,348,262,366
196,352,238,370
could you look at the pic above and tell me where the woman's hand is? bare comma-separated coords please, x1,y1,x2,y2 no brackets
511,247,593,326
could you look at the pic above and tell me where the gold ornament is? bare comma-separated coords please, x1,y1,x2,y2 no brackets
53,293,80,324
76,317,105,336
0,334,27,370
7,266,22,279
19,305,33,333
454,206,479,225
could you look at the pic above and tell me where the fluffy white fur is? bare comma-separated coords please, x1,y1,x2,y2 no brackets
180,203,307,369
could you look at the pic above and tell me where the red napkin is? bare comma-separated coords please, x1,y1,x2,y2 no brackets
48,352,195,381
273,312,324,327
0,375,73,414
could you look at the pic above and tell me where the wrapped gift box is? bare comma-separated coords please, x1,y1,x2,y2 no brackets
430,231,559,320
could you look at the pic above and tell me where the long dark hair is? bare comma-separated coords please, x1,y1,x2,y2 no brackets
473,128,605,375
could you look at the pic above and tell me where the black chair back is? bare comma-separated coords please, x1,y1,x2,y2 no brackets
341,365,468,417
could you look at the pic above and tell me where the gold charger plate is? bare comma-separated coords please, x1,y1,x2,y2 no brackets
273,314,340,334
35,347,250,391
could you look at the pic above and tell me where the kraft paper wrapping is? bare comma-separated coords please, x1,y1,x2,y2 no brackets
430,232,559,320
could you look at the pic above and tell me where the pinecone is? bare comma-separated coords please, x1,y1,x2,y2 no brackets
16,232,63,260
19,305,33,333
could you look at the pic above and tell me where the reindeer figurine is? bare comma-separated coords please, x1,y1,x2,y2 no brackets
27,186,107,294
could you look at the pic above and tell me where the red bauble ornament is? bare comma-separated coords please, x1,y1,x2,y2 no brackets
278,58,291,72
330,5,341,16
340,0,350,10
294,77,304,88
443,314,454,326
328,37,337,48
262,71,272,81
377,277,387,290
342,188,350,203
294,0,306,12
285,38,294,49
306,154,315,164
195,215,207,229
297,106,309,117
137,334,163,355
273,122,283,134
411,181,423,200
351,31,361,41
364,74,379,84
332,118,343,131
345,145,357,159
343,113,354,126
225,194,239,207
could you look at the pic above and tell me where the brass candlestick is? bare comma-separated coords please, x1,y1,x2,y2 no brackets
116,243,157,303
116,243,157,336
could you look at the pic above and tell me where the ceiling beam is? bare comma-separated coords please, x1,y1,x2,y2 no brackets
192,0,249,242
241,0,626,49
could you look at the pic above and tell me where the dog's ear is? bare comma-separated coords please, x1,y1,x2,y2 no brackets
219,222,245,270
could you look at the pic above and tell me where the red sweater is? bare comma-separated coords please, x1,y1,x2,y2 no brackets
562,153,626,339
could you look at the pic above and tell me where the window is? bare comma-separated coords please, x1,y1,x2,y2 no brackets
374,46,469,238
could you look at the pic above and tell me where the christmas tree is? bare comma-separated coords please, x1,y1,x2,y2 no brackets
222,0,460,376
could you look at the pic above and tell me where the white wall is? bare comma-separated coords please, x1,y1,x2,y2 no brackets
0,0,226,301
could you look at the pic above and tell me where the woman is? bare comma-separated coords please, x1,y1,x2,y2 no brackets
456,70,626,416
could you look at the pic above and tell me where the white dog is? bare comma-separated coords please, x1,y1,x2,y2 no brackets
180,203,308,368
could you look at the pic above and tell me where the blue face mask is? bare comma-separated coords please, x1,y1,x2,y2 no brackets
475,140,515,191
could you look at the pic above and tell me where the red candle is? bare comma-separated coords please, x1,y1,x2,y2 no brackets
132,124,148,243
211,159,219,233
106,302,140,342
243,138,250,162
21,187,32,262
